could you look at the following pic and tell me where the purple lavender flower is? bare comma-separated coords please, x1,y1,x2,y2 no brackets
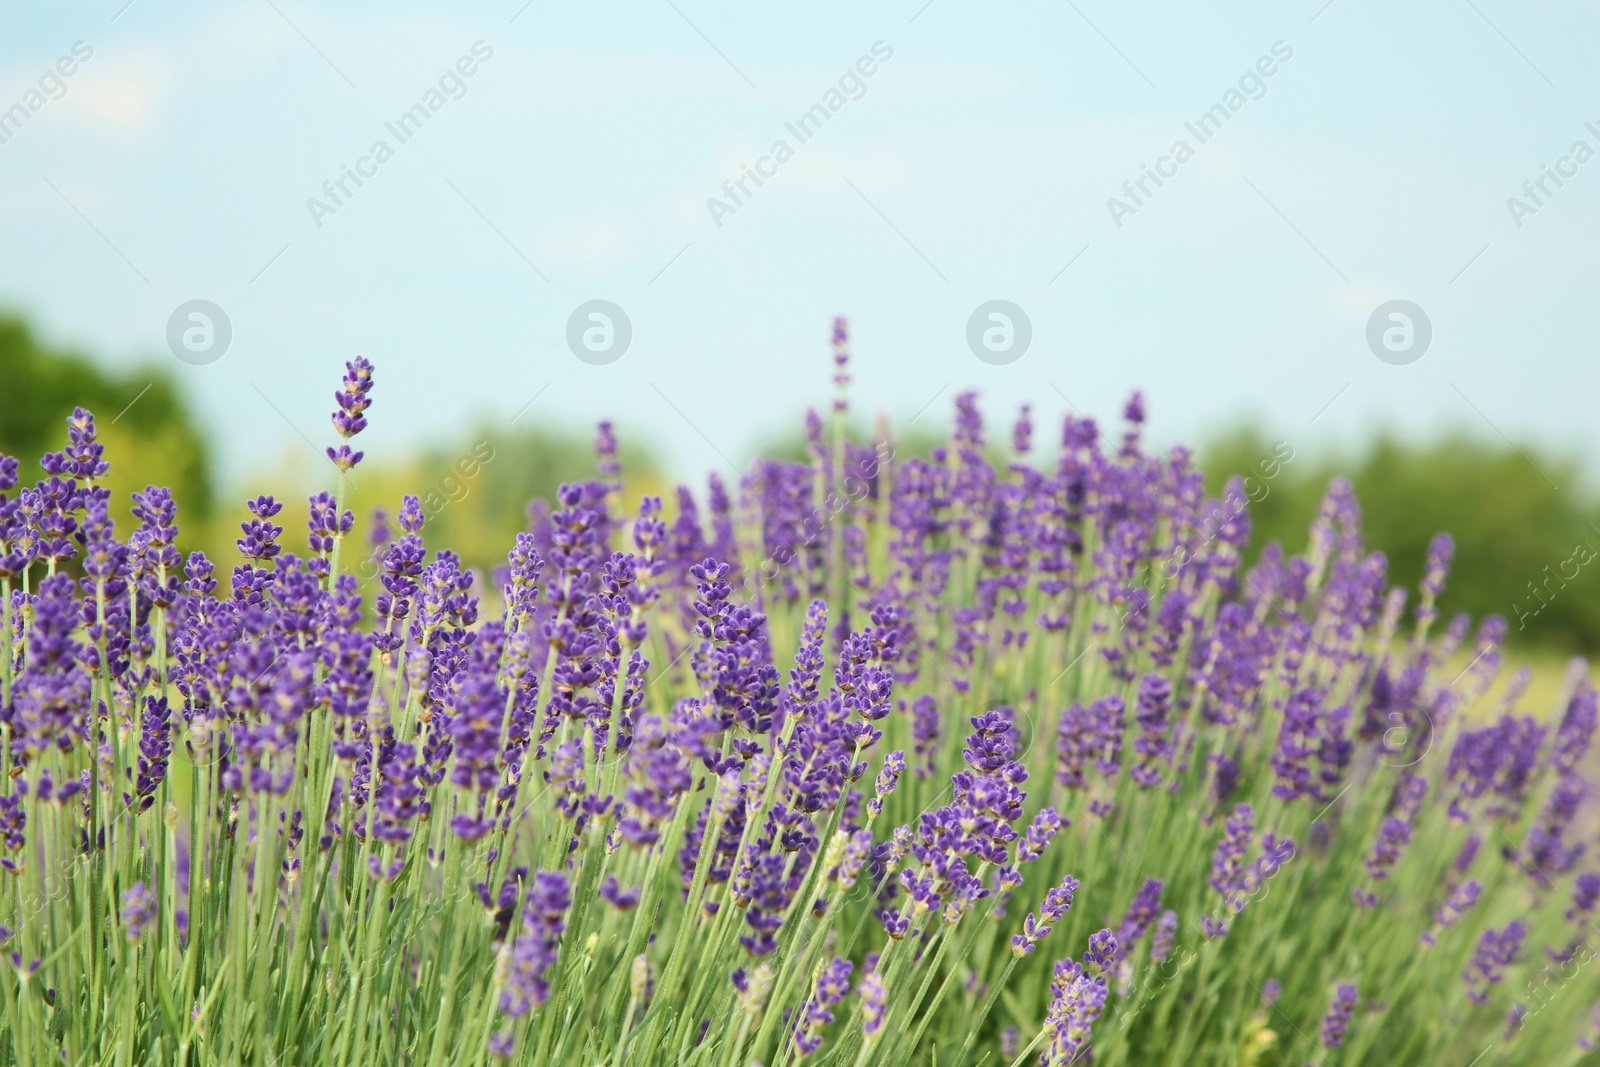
1319,983,1358,1047
1552,680,1597,777
1454,833,1483,876
1520,775,1588,884
2,339,1586,1067
1209,753,1241,807
121,883,157,943
1463,922,1525,1004
1083,929,1119,972
1055,701,1094,791
327,356,374,472
1582,1003,1600,1053
1270,686,1323,803
1569,872,1600,921
600,875,640,911
499,871,571,1017
910,694,940,777
1089,694,1125,777
1209,804,1255,906
61,407,110,482
1040,954,1110,1066
831,315,850,397
236,495,284,565
835,829,874,890
1016,807,1063,864
1114,878,1163,959
794,956,852,1057
1131,673,1173,787
13,574,90,759
1415,532,1453,628
595,418,621,492
1011,403,1033,457
447,656,506,840
785,599,828,722
1420,880,1482,947
0,794,24,865
868,750,907,819
1448,715,1546,820
1353,816,1413,906
1012,873,1080,957
131,697,172,812
859,969,886,1039
1000,1025,1019,1060
1150,910,1177,962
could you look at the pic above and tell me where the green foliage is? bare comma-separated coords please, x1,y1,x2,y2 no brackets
1201,428,1600,652
0,313,212,527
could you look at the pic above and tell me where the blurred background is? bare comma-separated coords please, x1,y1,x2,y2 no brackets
0,2,1595,665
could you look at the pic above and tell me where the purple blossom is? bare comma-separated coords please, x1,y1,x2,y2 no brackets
1040,954,1110,1066
121,883,157,943
793,957,852,1057
1150,911,1177,962
910,695,940,777
1569,872,1600,921
1114,879,1164,959
1415,532,1453,628
327,356,374,471
600,875,640,911
1420,881,1482,947
1463,922,1525,1004
1354,816,1413,906
1084,929,1119,972
859,970,886,1038
1016,807,1063,864
1448,713,1546,821
1012,873,1080,957
1319,983,1358,1047
1131,673,1173,788
1209,804,1255,904
1270,686,1323,803
1055,701,1095,790
499,871,571,1017
1552,680,1597,777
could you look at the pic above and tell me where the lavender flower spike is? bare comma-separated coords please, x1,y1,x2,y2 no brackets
327,356,374,472
1463,922,1525,1004
121,883,157,943
1012,873,1081,957
1041,953,1110,1066
1319,983,1358,1048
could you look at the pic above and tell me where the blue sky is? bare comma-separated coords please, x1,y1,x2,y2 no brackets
0,0,1595,490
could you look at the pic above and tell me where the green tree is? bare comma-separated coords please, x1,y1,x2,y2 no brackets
1201,428,1600,652
0,313,212,531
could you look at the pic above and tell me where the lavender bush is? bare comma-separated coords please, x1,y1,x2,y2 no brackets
0,321,1597,1067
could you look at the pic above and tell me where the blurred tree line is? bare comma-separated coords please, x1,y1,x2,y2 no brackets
0,314,212,533
1202,429,1600,653
3,310,1594,652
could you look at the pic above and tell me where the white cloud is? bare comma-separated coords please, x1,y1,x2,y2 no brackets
60,72,158,132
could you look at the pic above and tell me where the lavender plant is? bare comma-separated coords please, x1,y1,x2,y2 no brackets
0,322,1597,1067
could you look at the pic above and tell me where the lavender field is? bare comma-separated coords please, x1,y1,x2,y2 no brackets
0,325,1596,1067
